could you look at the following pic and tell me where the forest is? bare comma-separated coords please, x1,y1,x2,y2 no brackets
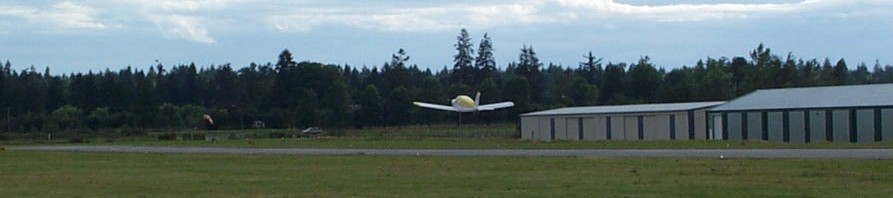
2,29,893,136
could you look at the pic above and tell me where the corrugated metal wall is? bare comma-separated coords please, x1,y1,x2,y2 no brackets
831,110,850,142
808,110,826,142
856,109,874,142
884,109,893,142
520,110,707,141
709,108,893,143
789,112,806,143
693,109,709,140
746,112,762,140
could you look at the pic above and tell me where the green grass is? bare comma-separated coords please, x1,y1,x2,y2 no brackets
2,151,893,197
93,138,893,149
6,124,893,149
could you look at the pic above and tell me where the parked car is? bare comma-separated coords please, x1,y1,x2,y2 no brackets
301,127,324,135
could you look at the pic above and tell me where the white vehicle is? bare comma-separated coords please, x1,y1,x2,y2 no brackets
301,127,323,135
413,92,514,112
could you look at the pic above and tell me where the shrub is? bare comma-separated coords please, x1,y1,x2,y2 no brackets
157,133,177,140
68,137,87,143
268,132,286,139
191,132,206,140
326,130,345,137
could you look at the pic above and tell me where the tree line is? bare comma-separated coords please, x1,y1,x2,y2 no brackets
2,29,893,135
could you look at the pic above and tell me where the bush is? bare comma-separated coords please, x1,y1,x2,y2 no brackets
68,137,88,143
326,130,345,137
268,132,286,139
157,133,177,140
191,132,206,141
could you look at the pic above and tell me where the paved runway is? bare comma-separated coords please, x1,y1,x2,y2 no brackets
9,145,893,159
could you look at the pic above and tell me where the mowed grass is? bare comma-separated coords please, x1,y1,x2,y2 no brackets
2,151,893,197
8,124,893,149
108,138,893,149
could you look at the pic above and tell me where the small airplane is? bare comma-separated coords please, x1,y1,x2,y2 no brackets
413,92,514,112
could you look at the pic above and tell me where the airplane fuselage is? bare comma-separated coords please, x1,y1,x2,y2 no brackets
413,92,513,113
451,95,477,112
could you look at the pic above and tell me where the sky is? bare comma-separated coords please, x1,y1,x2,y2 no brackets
1,0,891,74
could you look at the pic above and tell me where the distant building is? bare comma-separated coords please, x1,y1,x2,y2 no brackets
708,83,893,143
520,101,725,141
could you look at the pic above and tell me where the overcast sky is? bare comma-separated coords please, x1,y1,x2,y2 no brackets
1,0,891,74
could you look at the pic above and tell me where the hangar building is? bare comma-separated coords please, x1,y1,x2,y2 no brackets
708,83,893,143
520,101,725,141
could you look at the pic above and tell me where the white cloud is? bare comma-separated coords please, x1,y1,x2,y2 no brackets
150,15,216,43
553,0,837,22
269,1,552,32
264,0,859,32
106,0,255,43
466,3,553,26
41,1,110,29
124,0,251,12
0,5,36,16
0,2,110,31
3,0,885,42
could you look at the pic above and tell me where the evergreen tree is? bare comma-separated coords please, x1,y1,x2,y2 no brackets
852,62,871,84
656,68,693,102
358,85,383,128
833,59,850,85
600,63,625,104
504,76,531,117
272,49,298,109
777,53,798,88
872,61,893,83
385,86,412,126
749,43,773,89
447,83,472,97
796,59,820,87
475,77,503,123
728,57,749,96
415,76,446,125
210,64,239,109
295,88,319,126
451,29,475,85
322,80,352,127
381,48,411,92
475,33,497,83
626,56,660,102
515,45,544,104
818,58,836,85
700,59,734,101
578,51,603,85
275,49,296,72
133,70,157,127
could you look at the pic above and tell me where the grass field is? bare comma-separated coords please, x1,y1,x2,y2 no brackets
104,137,893,149
2,151,892,197
7,124,893,149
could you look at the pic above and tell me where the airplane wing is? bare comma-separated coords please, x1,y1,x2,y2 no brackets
477,102,515,111
413,102,459,112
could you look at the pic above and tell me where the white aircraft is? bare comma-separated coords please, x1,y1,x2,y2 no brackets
413,92,514,112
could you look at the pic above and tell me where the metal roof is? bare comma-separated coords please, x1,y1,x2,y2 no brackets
520,101,726,117
711,83,893,112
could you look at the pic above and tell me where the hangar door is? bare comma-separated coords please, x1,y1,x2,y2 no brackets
564,117,597,140
623,116,641,140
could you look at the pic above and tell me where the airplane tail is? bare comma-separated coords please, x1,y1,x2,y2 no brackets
474,92,481,108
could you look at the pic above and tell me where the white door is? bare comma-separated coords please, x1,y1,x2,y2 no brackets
712,115,723,140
